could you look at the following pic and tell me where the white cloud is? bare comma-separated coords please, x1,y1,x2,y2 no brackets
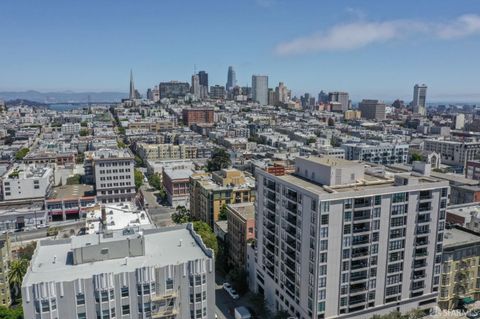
435,14,480,39
274,14,480,56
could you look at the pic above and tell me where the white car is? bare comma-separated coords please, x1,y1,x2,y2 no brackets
223,282,239,300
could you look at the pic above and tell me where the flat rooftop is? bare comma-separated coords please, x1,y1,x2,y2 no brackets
85,202,151,234
443,227,480,248
227,202,255,220
23,225,211,285
48,184,94,200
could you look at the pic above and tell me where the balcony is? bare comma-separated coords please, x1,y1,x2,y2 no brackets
152,308,177,319
415,237,429,246
353,210,371,221
414,248,428,257
286,214,297,226
266,181,276,191
151,292,177,302
350,270,368,282
350,282,368,294
267,191,276,202
266,202,276,212
349,293,367,305
413,260,427,269
351,259,369,270
285,225,296,236
285,269,296,283
285,258,296,271
354,199,372,209
416,228,430,235
266,212,276,222
413,270,426,280
285,191,298,202
352,235,370,246
286,237,296,250
353,223,370,233
417,215,431,223
286,202,297,214
352,247,369,258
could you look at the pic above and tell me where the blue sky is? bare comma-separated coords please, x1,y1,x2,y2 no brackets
1,0,480,101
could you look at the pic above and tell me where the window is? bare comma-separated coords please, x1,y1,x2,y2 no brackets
77,313,86,319
41,300,50,312
344,211,352,222
166,278,174,290
76,293,85,305
121,286,129,297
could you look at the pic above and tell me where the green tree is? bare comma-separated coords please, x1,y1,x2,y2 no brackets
410,152,423,162
66,174,81,185
148,174,166,201
193,221,218,255
207,148,231,172
80,121,88,127
117,140,127,148
17,242,37,261
134,169,144,189
273,310,291,319
134,155,144,167
118,126,126,135
0,306,23,319
227,267,248,294
218,204,228,221
249,293,271,318
79,128,89,136
14,148,29,161
8,259,29,298
172,206,192,224
306,137,317,144
76,152,85,164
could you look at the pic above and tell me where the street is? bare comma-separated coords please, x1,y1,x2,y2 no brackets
215,272,258,319
140,183,175,227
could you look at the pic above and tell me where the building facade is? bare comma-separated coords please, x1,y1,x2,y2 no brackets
1,164,54,201
22,224,215,319
413,84,427,116
87,149,136,204
226,202,255,270
252,75,269,106
254,156,448,319
424,139,480,167
341,143,409,165
182,108,214,126
358,99,386,121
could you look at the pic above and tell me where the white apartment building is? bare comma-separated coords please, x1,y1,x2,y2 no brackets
1,164,53,201
424,139,480,167
22,224,215,319
86,149,136,203
342,142,408,165
254,156,448,319
61,123,81,135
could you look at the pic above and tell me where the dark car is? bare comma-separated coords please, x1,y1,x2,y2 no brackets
467,310,480,319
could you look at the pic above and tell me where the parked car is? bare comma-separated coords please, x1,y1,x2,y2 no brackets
467,310,480,319
234,306,251,319
223,282,239,300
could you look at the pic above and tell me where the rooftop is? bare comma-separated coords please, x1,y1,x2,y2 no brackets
227,202,255,220
84,202,151,234
48,184,94,200
443,227,480,248
23,225,212,285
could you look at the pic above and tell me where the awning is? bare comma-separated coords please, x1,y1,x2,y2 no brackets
463,297,475,304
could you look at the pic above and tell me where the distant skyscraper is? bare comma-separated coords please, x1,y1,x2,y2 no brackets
198,70,209,98
252,75,268,105
191,74,200,98
318,91,328,104
275,82,290,105
328,91,349,111
226,66,237,91
129,69,135,100
412,84,428,116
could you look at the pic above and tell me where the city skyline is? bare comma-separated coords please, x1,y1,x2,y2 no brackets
1,0,480,101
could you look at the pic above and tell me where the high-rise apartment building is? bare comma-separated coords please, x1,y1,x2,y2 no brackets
358,99,387,121
252,75,268,106
254,156,448,319
226,66,237,91
412,84,427,116
182,108,215,126
22,224,215,319
328,92,349,112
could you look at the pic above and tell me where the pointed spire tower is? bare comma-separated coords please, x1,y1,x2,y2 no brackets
129,69,135,100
